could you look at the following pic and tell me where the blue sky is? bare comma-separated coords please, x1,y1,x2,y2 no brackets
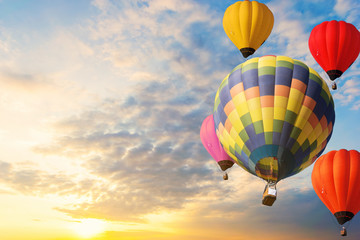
0,0,359,240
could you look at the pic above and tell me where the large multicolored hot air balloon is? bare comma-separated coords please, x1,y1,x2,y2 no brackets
309,20,360,90
213,55,335,205
200,114,234,180
312,149,360,236
223,0,274,58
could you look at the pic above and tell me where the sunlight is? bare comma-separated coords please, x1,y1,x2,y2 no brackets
70,218,107,239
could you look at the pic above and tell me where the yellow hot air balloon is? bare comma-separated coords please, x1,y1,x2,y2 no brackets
223,0,274,58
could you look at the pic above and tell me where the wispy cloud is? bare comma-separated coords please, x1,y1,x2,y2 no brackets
334,0,352,16
30,84,217,221
266,1,308,59
334,0,360,22
333,79,360,107
86,0,232,88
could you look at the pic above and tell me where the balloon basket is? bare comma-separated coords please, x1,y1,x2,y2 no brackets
332,83,337,90
223,173,229,180
262,182,277,206
341,227,347,237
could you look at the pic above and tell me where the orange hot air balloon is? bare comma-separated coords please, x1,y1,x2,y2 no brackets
312,149,360,235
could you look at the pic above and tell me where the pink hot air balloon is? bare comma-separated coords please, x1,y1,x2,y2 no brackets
200,114,234,180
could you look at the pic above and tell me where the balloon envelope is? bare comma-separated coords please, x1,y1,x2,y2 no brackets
312,149,360,225
309,20,360,80
213,55,335,183
223,0,274,58
200,114,234,171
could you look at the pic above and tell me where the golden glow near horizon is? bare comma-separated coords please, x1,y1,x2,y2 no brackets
69,218,107,239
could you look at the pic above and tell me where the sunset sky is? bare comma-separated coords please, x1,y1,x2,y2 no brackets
0,0,359,240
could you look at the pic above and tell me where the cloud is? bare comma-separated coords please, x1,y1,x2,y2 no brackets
334,0,352,15
93,181,360,240
351,100,360,110
333,79,360,107
85,0,232,89
19,7,227,215
91,0,111,12
333,0,360,22
0,69,98,123
0,160,83,196
29,81,218,221
333,0,360,26
263,1,310,60
0,28,103,118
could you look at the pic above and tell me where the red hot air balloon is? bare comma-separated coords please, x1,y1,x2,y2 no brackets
200,114,234,180
312,149,360,236
309,20,360,90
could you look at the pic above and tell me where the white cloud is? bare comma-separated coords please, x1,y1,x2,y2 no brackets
85,0,223,88
266,1,310,59
91,0,111,11
334,0,352,15
333,79,360,106
351,100,360,110
334,0,360,22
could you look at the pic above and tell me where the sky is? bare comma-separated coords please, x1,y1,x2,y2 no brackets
0,0,359,240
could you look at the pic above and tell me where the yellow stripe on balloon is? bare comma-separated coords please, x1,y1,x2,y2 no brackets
262,107,274,132
294,106,312,129
259,55,277,67
296,122,313,145
287,89,305,113
228,110,245,133
247,98,262,122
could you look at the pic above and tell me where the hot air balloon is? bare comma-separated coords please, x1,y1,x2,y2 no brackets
308,20,360,90
223,0,274,58
200,114,234,180
213,55,335,206
312,149,360,236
